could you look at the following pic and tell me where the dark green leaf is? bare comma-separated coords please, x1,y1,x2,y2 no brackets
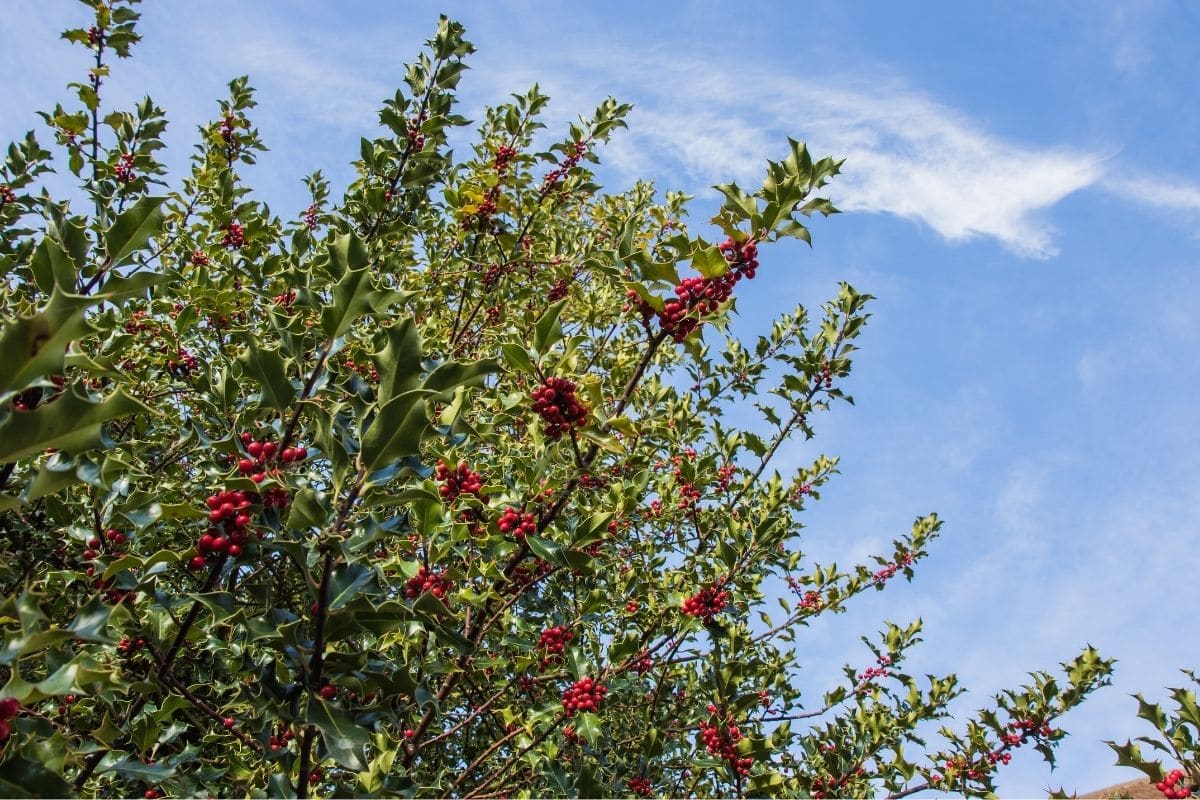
0,385,148,462
306,697,370,770
359,389,438,471
104,195,166,266
533,299,567,354
238,345,296,412
0,290,96,395
0,755,73,798
374,318,423,406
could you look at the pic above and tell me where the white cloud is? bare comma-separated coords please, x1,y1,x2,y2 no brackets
1102,174,1200,213
486,47,1108,258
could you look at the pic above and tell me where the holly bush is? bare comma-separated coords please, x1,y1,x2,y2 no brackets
0,2,1117,798
1099,673,1200,800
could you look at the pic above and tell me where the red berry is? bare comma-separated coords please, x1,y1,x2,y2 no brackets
188,555,206,571
223,717,234,729
319,685,336,700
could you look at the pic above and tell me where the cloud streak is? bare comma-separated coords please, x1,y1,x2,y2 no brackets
513,48,1110,258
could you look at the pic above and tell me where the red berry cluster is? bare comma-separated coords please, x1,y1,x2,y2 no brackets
435,459,484,502
219,113,236,143
221,222,245,249
715,464,738,492
86,25,101,45
629,653,653,675
508,558,554,594
190,248,209,266
116,636,147,660
626,777,653,797
166,348,198,379
237,433,307,481
497,507,537,539
815,360,834,389
677,482,701,509
1011,717,1054,739
625,237,760,342
579,472,609,490
0,185,15,206
0,697,20,742
465,185,502,229
531,377,589,440
273,289,296,307
1156,769,1193,799
82,527,127,561
114,153,136,184
872,551,916,586
857,665,890,683
548,276,571,302
342,356,380,382
537,626,573,669
682,585,730,622
268,725,295,752
541,141,587,194
942,756,984,782
124,310,153,334
811,770,865,799
494,145,518,176
303,204,318,230
699,719,753,777
405,566,451,600
562,677,606,715
407,111,428,151
786,580,824,613
481,262,511,290
194,489,258,569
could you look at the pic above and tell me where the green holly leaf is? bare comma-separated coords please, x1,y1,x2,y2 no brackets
307,697,370,771
238,344,297,412
328,562,378,611
104,195,166,267
573,712,601,746
533,299,567,354
0,290,96,396
501,343,535,375
104,756,176,783
320,233,374,339
0,384,148,462
29,238,76,294
0,754,73,798
423,357,500,395
374,317,423,406
359,389,439,471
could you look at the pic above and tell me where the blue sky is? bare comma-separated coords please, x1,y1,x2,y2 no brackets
3,1,1199,795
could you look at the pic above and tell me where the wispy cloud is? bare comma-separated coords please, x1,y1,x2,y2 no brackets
1102,174,1200,213
474,46,1110,258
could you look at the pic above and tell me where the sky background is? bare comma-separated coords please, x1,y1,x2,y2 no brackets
3,1,1200,795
